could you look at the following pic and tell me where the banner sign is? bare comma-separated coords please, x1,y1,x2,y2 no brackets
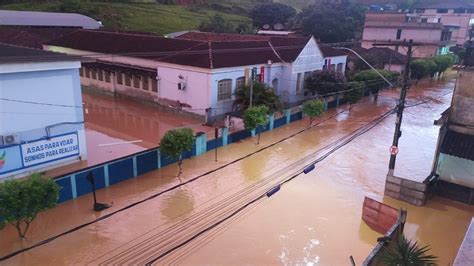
21,133,79,167
0,133,80,177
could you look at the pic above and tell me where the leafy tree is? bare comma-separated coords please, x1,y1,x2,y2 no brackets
0,173,60,239
243,105,269,145
410,59,437,81
300,0,366,43
345,81,364,107
199,14,235,33
159,128,195,177
352,69,399,101
301,99,325,126
233,82,282,113
433,55,454,77
250,3,296,28
381,235,437,265
305,70,347,96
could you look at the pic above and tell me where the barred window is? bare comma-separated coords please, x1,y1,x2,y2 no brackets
236,76,245,89
79,68,84,77
85,67,90,78
133,75,140,88
125,74,131,86
142,76,149,90
151,79,158,92
116,72,123,85
104,71,111,83
91,69,97,80
218,79,232,101
98,69,103,81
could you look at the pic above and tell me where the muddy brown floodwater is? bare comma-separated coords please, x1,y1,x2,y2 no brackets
1,78,474,265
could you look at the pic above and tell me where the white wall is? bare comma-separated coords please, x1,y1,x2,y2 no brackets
438,153,474,188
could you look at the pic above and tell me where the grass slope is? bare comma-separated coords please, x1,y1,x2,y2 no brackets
0,2,250,35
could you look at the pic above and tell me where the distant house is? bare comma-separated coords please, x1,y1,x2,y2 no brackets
0,44,87,180
431,67,474,204
412,0,474,45
346,47,408,73
0,10,102,48
44,30,347,120
362,12,458,58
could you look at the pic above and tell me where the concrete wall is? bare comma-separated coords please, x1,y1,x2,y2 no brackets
422,9,473,45
452,70,474,127
0,61,87,179
385,174,428,206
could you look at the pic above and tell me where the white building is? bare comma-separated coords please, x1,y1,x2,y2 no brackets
0,10,102,29
0,44,87,180
44,30,347,119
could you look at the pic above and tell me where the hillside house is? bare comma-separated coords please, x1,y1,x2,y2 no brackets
0,44,87,180
44,30,347,120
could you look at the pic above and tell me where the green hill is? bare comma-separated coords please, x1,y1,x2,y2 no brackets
0,1,251,35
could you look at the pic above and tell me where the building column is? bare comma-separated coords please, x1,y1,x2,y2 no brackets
195,133,207,156
268,114,275,131
284,109,291,124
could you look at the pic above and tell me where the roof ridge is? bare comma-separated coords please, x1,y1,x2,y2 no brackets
81,29,206,42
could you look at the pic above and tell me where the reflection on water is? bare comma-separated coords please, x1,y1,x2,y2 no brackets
161,188,195,220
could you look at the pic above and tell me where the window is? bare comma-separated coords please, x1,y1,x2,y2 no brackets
217,79,232,101
133,75,140,88
98,69,103,81
336,63,344,73
151,79,158,92
125,74,131,86
421,17,428,23
454,8,466,14
116,72,123,85
79,68,84,77
85,67,90,78
142,76,149,90
104,71,111,83
296,73,303,93
236,76,245,89
396,29,402,40
303,72,311,90
437,9,448,14
91,69,97,80
415,8,425,13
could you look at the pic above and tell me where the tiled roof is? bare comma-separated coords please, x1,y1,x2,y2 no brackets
348,47,407,65
0,43,81,64
47,30,346,69
413,0,474,9
0,27,74,48
440,130,474,161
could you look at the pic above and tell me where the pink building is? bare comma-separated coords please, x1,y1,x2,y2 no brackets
362,12,458,58
413,0,474,45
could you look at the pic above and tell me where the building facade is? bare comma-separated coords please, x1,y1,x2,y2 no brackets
413,0,474,46
362,12,458,58
44,30,347,120
431,68,474,204
0,44,87,180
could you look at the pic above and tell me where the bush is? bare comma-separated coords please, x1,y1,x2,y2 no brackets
0,173,60,239
243,105,269,144
301,99,325,126
352,69,399,100
233,82,282,113
345,81,364,106
159,128,195,177
305,70,347,96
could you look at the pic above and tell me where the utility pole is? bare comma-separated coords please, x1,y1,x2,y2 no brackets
372,39,420,175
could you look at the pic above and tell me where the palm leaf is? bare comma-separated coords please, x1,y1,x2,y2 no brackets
381,235,437,265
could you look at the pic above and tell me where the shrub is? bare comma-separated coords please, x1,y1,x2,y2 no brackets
243,105,269,144
233,82,282,113
301,99,325,126
159,128,195,177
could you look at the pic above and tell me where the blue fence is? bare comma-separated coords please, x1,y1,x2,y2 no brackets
52,110,303,204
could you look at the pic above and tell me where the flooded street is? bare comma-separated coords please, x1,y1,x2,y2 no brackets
1,78,473,265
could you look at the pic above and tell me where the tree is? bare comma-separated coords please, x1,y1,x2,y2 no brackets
199,14,235,33
301,99,325,126
233,82,282,113
159,128,195,177
410,59,437,81
300,0,366,43
305,70,347,96
345,81,364,107
0,173,60,239
250,3,296,28
352,69,399,101
382,235,437,265
243,105,269,145
433,55,454,78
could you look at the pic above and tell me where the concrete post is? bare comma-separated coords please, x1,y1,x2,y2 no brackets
268,114,275,131
222,127,229,146
195,133,207,156
336,94,340,107
251,129,256,137
323,98,328,111
284,109,291,124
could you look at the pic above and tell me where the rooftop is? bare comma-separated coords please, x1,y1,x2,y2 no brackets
0,10,101,29
46,30,346,69
413,0,474,9
0,27,74,49
440,130,474,161
0,43,82,64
